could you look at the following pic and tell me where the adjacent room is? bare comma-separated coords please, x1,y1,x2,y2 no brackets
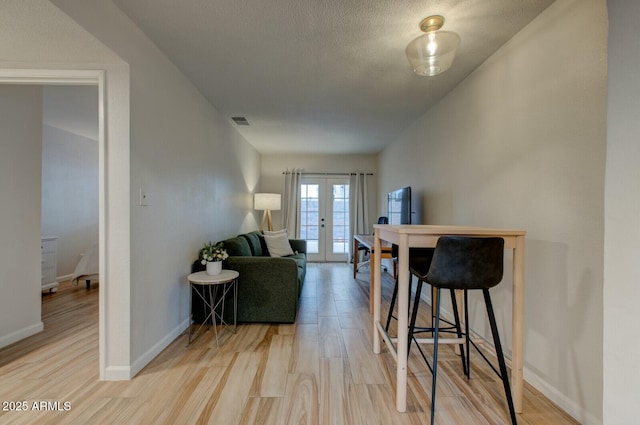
0,0,637,424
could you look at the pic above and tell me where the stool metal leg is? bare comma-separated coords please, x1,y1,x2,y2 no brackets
407,277,424,355
385,275,399,331
464,290,471,378
484,289,518,425
386,273,413,332
430,287,442,425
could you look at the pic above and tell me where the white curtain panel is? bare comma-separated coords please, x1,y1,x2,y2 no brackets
282,168,302,238
349,172,370,260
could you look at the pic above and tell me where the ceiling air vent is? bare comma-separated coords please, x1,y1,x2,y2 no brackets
231,116,250,126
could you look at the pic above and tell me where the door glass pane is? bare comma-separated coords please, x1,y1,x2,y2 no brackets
301,183,320,253
332,184,349,254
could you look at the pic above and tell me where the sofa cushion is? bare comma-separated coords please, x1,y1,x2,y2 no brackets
241,231,264,256
287,252,306,269
222,236,252,257
263,232,295,257
261,230,287,255
257,234,270,256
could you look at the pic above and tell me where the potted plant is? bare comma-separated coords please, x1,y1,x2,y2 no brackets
199,241,228,275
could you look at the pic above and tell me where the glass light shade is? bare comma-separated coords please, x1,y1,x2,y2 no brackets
254,193,281,211
405,30,460,76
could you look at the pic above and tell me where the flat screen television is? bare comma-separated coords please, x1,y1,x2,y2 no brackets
388,186,412,225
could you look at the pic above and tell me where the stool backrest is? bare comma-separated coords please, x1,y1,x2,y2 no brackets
426,236,504,290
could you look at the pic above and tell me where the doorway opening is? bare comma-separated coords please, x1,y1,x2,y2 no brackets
0,69,109,378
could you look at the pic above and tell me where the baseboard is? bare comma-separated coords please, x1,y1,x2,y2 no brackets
417,289,601,425
57,273,74,282
129,318,190,378
103,365,131,380
0,321,44,349
523,368,602,425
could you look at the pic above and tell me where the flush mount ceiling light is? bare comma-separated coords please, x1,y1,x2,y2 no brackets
405,15,460,77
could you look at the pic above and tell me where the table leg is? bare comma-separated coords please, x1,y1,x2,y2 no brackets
189,284,212,345
211,285,219,347
373,230,381,354
233,278,238,333
395,234,409,412
353,237,359,279
188,284,193,344
369,249,376,313
512,235,525,413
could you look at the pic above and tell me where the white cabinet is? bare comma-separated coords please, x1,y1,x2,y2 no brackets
41,237,58,293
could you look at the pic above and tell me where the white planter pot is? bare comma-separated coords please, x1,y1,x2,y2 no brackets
206,261,222,275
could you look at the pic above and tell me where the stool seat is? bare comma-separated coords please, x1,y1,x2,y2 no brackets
426,236,504,290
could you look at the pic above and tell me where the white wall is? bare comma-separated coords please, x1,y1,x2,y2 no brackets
0,0,261,378
42,85,99,277
0,85,44,348
379,0,607,423
603,0,640,422
49,0,262,372
43,84,98,140
261,153,378,231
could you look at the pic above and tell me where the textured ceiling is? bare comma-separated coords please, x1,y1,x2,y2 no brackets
112,0,554,154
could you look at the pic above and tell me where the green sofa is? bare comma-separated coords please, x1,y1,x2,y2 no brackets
220,231,306,323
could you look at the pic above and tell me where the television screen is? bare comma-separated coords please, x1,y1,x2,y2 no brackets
388,187,412,225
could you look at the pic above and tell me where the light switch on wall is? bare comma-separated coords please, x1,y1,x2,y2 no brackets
139,187,149,206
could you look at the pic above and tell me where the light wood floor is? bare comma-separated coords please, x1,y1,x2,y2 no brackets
0,264,578,425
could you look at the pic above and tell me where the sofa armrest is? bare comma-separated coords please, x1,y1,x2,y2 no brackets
289,238,307,254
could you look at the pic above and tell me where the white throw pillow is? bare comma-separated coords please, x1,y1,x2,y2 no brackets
264,229,288,236
263,231,294,257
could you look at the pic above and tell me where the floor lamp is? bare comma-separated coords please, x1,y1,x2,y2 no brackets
254,193,281,231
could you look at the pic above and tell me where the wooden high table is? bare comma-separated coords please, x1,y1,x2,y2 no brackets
371,224,526,414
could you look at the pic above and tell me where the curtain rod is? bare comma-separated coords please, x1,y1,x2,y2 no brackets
282,171,374,176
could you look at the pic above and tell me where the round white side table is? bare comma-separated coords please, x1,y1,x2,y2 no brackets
187,270,238,346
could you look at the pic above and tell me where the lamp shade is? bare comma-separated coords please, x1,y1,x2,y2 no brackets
254,193,281,211
406,30,460,76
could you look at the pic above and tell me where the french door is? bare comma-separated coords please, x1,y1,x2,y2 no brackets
300,178,350,262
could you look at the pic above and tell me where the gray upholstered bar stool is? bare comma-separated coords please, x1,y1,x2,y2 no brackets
386,246,467,376
418,236,517,425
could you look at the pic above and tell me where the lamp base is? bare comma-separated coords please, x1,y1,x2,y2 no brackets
260,210,273,232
